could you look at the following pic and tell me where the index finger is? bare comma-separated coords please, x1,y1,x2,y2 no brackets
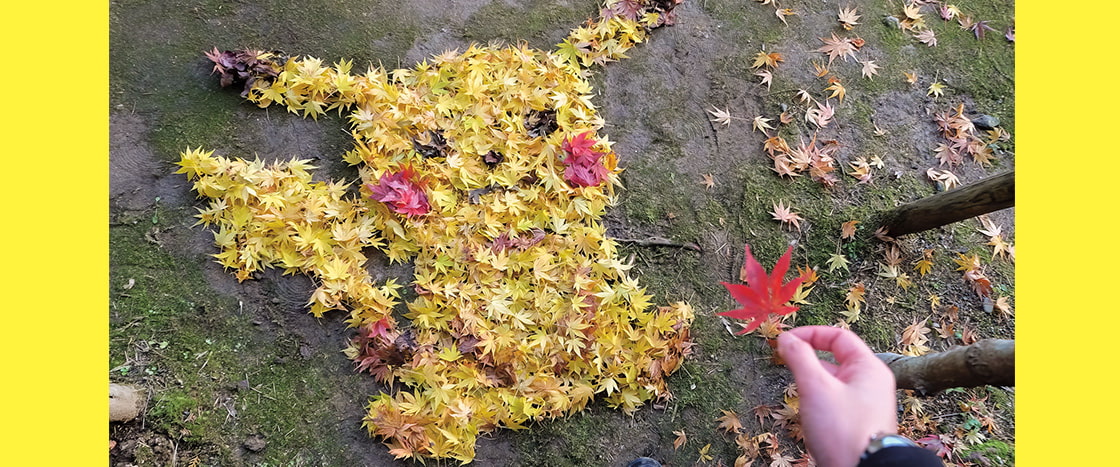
785,326,878,366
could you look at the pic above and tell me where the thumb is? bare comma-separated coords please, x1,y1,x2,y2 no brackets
777,332,834,387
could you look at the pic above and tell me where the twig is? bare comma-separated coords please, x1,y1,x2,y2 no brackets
196,352,211,376
614,236,702,252
141,388,152,430
250,385,277,401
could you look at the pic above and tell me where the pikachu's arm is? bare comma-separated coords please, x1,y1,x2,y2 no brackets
206,48,383,120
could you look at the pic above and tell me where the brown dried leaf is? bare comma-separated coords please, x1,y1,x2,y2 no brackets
796,89,814,104
716,410,744,434
755,69,773,89
914,29,938,46
959,324,979,345
753,115,775,133
874,226,896,243
776,8,797,25
805,101,835,128
884,244,903,267
926,168,960,190
838,6,861,30
752,405,775,425
994,296,1013,318
708,106,734,127
816,33,859,64
900,318,931,356
860,60,881,79
771,201,804,231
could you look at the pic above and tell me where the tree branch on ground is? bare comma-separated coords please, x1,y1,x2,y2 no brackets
876,339,1014,395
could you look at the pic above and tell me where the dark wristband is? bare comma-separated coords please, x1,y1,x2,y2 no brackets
857,446,945,467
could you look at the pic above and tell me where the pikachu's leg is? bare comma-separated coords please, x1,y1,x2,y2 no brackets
176,147,399,328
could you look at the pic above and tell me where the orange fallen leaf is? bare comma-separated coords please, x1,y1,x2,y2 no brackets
752,50,784,69
673,430,687,450
702,173,715,190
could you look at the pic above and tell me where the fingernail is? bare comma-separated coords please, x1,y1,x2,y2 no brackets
777,331,798,353
778,331,799,344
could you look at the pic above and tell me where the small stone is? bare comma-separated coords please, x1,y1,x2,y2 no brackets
972,114,1000,130
110,383,146,422
883,15,901,28
236,379,250,391
244,435,267,452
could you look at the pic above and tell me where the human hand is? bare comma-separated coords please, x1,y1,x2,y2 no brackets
777,326,898,467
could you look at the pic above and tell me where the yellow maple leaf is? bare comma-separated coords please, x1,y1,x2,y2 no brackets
927,81,946,98
825,78,846,103
752,50,784,69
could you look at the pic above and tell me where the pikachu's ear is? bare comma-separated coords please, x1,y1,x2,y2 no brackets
554,0,685,69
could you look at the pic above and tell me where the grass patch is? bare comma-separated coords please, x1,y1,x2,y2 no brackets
962,439,1014,466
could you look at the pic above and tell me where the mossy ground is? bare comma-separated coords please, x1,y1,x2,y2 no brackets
110,0,1015,465
110,206,398,465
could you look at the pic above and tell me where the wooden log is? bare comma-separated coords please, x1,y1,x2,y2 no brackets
876,339,1014,395
878,171,1014,237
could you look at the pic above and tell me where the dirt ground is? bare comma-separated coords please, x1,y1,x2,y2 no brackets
110,0,1015,465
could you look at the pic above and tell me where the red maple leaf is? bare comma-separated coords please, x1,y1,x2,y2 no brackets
367,167,430,216
719,244,803,334
560,131,609,187
561,132,601,164
366,317,395,340
916,434,953,458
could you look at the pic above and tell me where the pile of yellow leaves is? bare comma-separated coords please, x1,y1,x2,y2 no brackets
178,0,693,463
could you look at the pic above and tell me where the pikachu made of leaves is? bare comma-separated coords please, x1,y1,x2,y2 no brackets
176,0,692,462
